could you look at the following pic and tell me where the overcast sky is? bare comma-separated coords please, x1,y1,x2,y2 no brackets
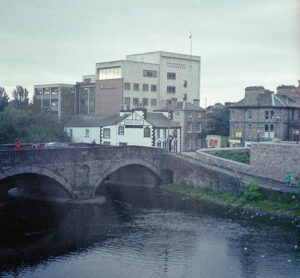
0,0,299,106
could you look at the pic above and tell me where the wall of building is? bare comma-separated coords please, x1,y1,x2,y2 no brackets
95,78,123,114
65,127,100,144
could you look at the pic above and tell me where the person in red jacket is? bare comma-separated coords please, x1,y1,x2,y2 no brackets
15,138,21,150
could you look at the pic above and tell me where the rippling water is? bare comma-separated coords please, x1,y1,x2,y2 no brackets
0,185,299,278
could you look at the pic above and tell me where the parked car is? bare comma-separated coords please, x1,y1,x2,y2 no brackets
45,142,69,149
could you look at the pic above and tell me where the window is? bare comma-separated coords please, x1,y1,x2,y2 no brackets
271,110,275,119
248,124,252,129
248,110,252,120
133,98,139,105
44,88,50,95
43,100,50,107
173,130,178,138
265,124,269,131
98,67,121,80
51,88,58,95
51,100,58,106
167,86,176,93
144,127,150,137
89,99,95,113
143,84,149,91
124,82,130,90
270,124,274,131
188,112,193,118
143,70,157,78
69,129,73,137
118,126,124,135
196,122,201,132
103,128,110,139
175,112,180,117
187,123,192,132
103,141,110,145
133,83,139,91
85,129,89,137
198,112,202,118
187,138,192,149
124,97,130,106
231,110,235,120
119,142,127,146
151,84,157,92
265,111,269,120
167,72,176,80
151,98,157,106
157,129,160,138
157,141,161,148
142,98,148,106
196,139,201,148
163,129,167,139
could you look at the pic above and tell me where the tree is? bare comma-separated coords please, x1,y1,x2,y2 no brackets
205,107,229,136
12,86,29,109
0,87,9,111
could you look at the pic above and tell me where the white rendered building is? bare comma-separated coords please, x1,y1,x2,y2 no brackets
65,108,181,152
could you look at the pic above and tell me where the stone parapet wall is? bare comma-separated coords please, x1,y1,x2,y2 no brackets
250,142,300,182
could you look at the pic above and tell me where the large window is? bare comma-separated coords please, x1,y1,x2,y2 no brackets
124,82,130,90
133,83,139,91
151,98,157,106
124,97,130,105
143,70,157,78
143,84,149,92
196,122,201,132
167,72,176,80
270,110,275,119
187,123,192,132
142,98,148,106
248,110,252,120
103,128,110,139
85,129,89,137
98,67,121,80
133,98,139,105
187,112,193,118
151,84,157,92
167,86,176,93
265,111,269,120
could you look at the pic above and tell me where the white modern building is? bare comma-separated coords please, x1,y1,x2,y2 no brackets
65,108,181,152
93,51,201,114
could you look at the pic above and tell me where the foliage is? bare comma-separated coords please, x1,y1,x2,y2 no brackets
242,180,262,201
212,150,250,164
0,87,9,112
164,181,300,216
60,88,75,125
205,107,229,136
0,106,69,144
11,86,29,110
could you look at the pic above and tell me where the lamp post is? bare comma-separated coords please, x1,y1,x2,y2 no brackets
257,129,260,142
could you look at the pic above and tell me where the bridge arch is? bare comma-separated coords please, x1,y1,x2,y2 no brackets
0,166,74,198
94,159,162,194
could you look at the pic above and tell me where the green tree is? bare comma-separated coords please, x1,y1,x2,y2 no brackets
0,87,9,111
206,107,229,136
11,86,29,110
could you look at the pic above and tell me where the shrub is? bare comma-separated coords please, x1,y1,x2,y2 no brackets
242,180,262,201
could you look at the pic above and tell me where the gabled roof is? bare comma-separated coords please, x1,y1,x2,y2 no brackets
65,114,126,127
146,113,180,128
229,94,300,108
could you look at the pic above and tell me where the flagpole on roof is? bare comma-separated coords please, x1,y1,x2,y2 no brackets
189,31,192,58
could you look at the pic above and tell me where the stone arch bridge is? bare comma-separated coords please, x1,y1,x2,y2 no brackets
0,146,168,199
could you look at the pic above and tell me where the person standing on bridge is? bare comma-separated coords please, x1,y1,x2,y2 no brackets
285,172,292,188
15,138,21,151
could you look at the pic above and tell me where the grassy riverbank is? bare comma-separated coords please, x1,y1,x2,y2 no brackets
163,181,300,217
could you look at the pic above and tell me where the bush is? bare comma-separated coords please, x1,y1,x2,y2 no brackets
242,180,262,201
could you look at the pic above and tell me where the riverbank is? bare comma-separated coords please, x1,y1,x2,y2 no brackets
162,183,300,219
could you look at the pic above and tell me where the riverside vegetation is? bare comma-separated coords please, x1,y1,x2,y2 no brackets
210,150,250,164
164,180,300,217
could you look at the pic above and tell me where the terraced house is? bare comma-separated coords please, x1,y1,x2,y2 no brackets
228,83,300,147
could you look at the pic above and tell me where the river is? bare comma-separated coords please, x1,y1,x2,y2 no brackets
0,185,299,278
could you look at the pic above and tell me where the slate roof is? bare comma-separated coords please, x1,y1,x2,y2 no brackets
65,114,126,127
146,113,180,128
155,101,205,112
229,94,300,108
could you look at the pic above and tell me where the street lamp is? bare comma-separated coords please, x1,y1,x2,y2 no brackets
257,129,260,142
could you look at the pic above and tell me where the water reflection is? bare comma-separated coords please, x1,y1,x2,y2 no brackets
0,185,299,278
